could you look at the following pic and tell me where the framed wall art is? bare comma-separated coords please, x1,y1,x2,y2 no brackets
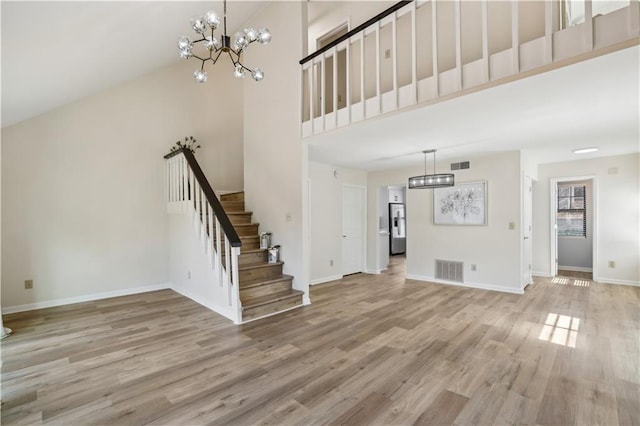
433,181,487,225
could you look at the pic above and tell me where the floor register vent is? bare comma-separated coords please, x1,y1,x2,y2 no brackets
435,260,464,283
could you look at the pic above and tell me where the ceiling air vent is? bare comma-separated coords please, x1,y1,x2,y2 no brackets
450,161,470,171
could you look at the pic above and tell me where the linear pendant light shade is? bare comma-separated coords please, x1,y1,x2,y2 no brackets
408,149,455,189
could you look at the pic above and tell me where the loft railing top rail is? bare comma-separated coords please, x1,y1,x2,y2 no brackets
164,147,242,248
299,0,412,65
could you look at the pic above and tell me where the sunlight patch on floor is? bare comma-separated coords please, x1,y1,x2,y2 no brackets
538,312,580,348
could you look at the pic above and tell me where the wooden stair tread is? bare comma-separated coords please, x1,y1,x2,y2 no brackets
233,223,259,227
238,261,284,271
242,289,304,310
241,274,294,289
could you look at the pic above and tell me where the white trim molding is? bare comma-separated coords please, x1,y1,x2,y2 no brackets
533,271,553,278
2,283,171,314
365,269,384,275
558,265,593,272
406,274,524,295
595,277,640,287
310,275,344,286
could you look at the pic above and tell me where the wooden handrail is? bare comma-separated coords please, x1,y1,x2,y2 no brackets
299,0,412,65
164,148,242,248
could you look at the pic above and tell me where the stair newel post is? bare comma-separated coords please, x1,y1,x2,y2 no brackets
230,246,242,324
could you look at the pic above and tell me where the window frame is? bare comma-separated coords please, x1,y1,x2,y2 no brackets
557,184,587,238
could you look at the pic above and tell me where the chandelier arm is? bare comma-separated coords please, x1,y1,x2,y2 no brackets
191,54,207,61
211,50,223,64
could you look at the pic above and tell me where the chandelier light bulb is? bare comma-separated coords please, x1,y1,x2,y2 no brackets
234,64,246,79
257,28,272,44
252,68,264,81
204,11,220,30
244,28,258,42
177,36,192,51
204,36,220,51
235,32,249,50
194,69,207,83
191,16,207,34
179,48,192,59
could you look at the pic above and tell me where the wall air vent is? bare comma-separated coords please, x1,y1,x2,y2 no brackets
450,161,470,171
435,259,464,283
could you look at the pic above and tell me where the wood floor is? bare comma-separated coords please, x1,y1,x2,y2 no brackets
2,258,639,425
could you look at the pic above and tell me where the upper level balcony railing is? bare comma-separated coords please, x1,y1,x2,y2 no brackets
300,0,639,138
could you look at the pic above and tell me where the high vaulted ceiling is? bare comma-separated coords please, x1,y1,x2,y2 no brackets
1,1,268,128
2,2,638,172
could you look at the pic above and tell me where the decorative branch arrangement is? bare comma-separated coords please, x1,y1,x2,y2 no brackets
170,136,201,154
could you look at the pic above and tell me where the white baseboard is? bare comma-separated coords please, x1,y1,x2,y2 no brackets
2,283,171,314
558,266,593,272
595,277,640,287
365,269,383,275
405,274,524,295
533,271,553,278
310,275,343,286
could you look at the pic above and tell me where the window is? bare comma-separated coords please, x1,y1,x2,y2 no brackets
557,184,586,237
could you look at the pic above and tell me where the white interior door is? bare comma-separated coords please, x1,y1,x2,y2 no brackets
522,176,533,288
342,185,365,275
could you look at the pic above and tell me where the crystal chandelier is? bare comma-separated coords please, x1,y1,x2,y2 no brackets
408,150,455,189
177,0,271,83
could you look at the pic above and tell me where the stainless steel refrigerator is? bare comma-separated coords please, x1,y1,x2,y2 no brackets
389,203,406,255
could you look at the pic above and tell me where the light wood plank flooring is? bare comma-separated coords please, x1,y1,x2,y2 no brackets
1,259,638,425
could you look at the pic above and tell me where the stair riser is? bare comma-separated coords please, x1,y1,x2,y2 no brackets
235,225,259,237
223,250,267,266
240,279,292,300
221,201,244,212
220,192,245,202
240,264,283,283
239,251,268,266
229,214,252,225
217,238,260,252
242,295,303,321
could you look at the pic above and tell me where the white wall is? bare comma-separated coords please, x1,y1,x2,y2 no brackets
168,210,236,322
557,179,593,270
309,161,367,284
1,59,244,310
367,151,523,293
533,153,640,285
243,2,310,302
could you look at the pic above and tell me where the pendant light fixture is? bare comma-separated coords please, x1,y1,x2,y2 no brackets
408,149,455,189
177,0,271,83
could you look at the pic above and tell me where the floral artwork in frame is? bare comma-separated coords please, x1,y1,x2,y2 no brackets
434,181,487,225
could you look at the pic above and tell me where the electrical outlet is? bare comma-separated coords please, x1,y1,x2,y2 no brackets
471,264,477,272
25,279,33,289
385,48,391,59
608,261,616,268
330,259,334,267
509,222,515,230
188,271,191,279
285,213,292,222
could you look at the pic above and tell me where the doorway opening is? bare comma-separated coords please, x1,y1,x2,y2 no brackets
315,23,349,116
550,176,596,280
377,185,407,273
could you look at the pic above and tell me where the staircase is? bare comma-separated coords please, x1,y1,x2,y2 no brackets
219,191,304,322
